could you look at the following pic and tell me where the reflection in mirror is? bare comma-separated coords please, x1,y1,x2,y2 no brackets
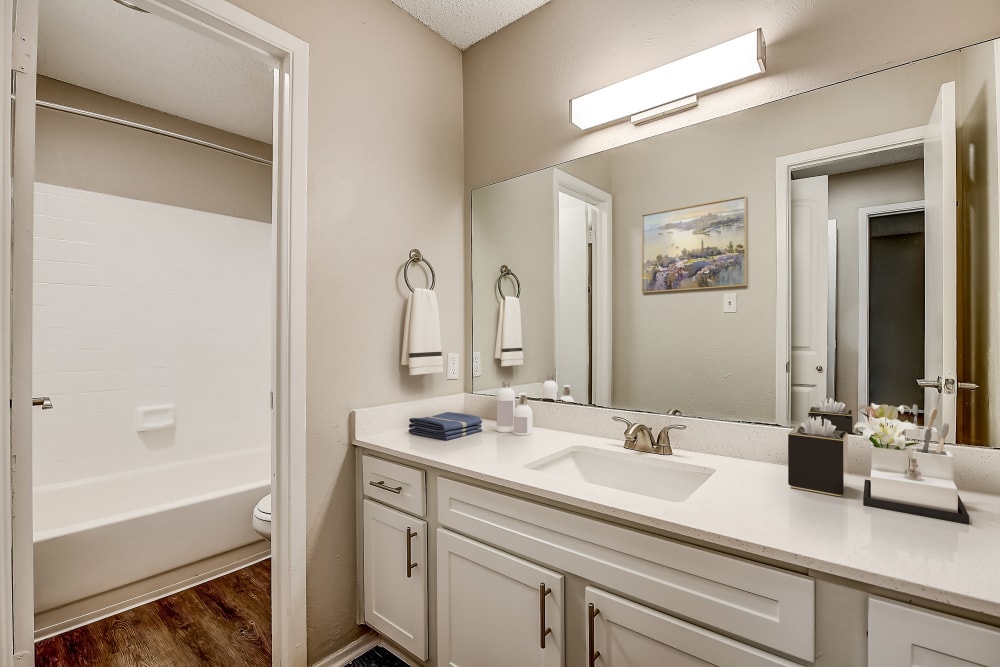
471,39,999,447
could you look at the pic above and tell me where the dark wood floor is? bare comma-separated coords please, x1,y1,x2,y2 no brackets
35,559,271,667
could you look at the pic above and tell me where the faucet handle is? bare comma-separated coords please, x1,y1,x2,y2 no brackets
612,416,634,431
653,424,687,455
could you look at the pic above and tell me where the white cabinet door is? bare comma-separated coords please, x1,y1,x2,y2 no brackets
438,528,564,667
362,499,427,660
869,597,1000,666
584,588,798,667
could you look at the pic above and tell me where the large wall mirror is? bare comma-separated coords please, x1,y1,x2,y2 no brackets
471,38,999,447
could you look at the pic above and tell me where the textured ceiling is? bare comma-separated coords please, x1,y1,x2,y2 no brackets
38,0,274,143
389,0,553,49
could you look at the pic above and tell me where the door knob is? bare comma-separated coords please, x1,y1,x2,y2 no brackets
32,396,53,410
916,377,979,394
816,365,824,373
917,377,944,392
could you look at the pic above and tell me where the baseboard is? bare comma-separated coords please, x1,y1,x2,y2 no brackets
311,630,379,667
34,542,270,640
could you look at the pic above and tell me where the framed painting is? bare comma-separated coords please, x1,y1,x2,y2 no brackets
642,197,747,293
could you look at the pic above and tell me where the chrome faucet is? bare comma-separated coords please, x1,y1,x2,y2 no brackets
612,417,687,455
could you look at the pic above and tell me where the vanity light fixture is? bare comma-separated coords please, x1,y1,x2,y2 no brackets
570,29,765,130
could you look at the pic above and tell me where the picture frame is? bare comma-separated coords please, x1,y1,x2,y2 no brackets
642,197,748,293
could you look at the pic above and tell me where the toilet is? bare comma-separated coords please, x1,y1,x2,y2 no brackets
252,494,271,540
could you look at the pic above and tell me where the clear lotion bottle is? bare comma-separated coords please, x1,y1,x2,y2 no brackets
496,382,515,432
513,393,533,435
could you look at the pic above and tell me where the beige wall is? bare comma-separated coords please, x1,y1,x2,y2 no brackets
472,169,556,391
35,77,272,222
464,0,1000,192
223,0,464,661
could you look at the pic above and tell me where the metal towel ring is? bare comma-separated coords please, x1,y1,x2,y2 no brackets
496,265,521,298
403,248,436,292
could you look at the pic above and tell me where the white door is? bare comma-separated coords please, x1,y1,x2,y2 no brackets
922,81,960,443
362,500,427,660
585,587,798,666
869,597,1000,666
437,528,564,667
4,1,38,664
556,193,591,402
790,176,830,424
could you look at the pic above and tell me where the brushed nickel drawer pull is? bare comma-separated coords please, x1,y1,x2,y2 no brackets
539,583,552,649
588,603,601,666
369,479,402,494
405,527,418,578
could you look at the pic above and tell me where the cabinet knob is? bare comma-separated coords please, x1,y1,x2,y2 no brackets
405,527,418,578
588,603,601,666
539,584,552,649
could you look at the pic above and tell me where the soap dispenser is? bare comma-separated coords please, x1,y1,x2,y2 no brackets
559,385,575,402
496,382,515,432
541,376,558,401
513,393,533,435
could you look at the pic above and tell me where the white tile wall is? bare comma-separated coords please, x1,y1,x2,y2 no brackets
32,183,272,487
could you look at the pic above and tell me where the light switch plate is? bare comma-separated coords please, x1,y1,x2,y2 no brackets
446,352,460,379
472,351,482,377
723,292,737,313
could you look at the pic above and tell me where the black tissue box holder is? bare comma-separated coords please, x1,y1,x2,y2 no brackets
807,407,853,436
788,428,845,496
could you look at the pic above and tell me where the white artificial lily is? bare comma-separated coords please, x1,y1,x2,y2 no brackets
855,416,911,449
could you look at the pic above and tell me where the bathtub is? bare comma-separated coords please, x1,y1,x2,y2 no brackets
33,446,270,615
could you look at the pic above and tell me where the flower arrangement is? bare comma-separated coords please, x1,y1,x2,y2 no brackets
855,404,912,449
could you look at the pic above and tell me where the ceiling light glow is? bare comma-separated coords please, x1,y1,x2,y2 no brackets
571,29,765,130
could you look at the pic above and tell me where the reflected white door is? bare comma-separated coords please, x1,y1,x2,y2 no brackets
557,193,591,403
790,176,830,424
923,81,959,442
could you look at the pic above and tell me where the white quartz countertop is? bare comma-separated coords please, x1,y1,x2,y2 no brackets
355,422,1000,618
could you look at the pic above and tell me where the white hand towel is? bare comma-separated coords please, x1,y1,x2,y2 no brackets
494,296,524,367
401,288,443,375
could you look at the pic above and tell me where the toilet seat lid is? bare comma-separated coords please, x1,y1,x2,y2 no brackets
254,494,271,520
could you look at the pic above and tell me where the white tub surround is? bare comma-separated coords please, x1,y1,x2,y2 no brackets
354,397,1000,621
33,446,269,635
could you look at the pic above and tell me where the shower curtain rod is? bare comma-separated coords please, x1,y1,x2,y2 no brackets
36,100,273,166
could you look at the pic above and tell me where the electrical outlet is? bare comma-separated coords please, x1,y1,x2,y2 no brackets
472,351,482,377
446,352,460,380
723,292,737,313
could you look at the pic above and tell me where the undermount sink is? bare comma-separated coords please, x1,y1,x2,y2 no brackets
525,446,714,502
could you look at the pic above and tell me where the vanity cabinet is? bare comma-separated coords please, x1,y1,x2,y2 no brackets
868,597,1000,666
437,528,564,667
360,454,429,661
585,587,797,666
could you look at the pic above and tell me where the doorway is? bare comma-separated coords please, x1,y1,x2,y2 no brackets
553,169,613,406
860,204,927,408
1,1,308,665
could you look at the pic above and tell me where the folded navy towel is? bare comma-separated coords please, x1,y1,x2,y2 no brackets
409,425,482,441
409,412,483,432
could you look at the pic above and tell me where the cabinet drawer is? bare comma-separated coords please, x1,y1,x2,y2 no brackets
362,454,425,516
586,587,797,666
868,597,1000,666
438,478,814,662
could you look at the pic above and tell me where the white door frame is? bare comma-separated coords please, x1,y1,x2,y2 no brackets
552,169,613,406
775,126,925,425
856,200,925,408
1,1,309,665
